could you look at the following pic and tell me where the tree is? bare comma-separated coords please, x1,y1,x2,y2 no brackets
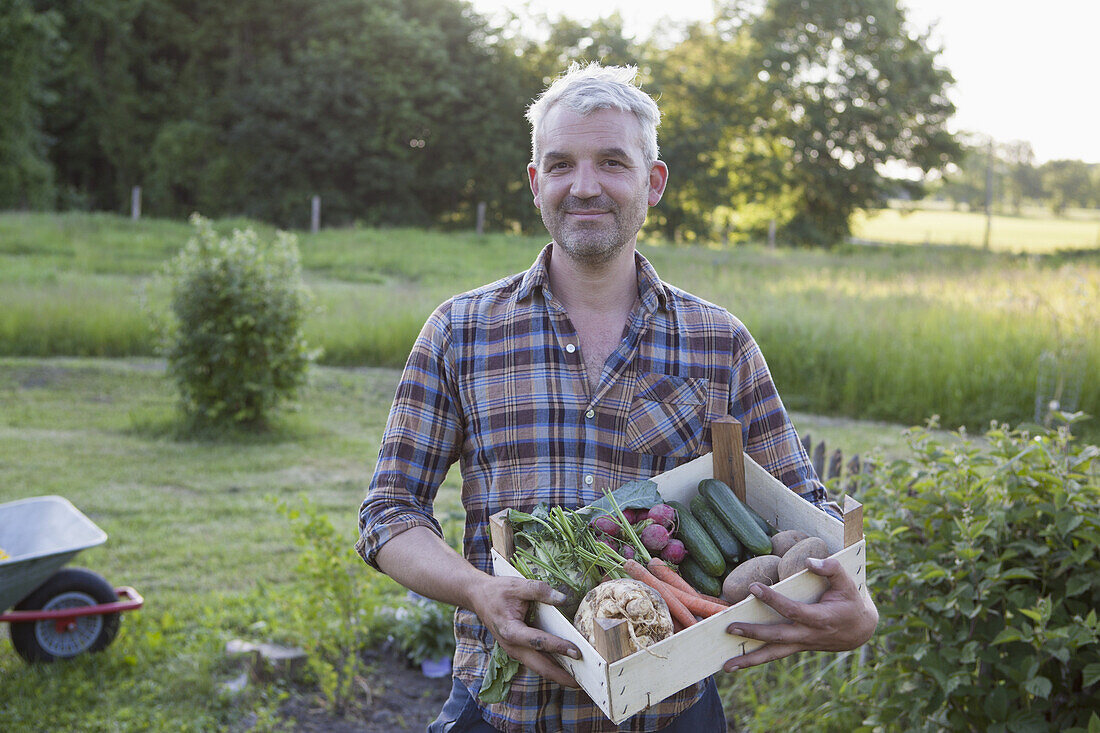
648,17,800,242
1001,140,1041,214
0,0,60,208
745,0,960,245
1040,159,1096,214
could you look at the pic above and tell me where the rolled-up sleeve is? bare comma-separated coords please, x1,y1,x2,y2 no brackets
356,302,464,570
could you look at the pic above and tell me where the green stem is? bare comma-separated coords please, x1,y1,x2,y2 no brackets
603,489,653,564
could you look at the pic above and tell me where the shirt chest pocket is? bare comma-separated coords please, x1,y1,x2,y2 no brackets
625,373,709,458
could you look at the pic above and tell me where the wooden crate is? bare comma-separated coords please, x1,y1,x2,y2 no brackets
489,420,866,724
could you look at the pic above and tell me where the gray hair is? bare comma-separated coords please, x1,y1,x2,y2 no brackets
526,62,661,168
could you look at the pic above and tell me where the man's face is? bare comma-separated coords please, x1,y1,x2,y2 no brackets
528,106,667,267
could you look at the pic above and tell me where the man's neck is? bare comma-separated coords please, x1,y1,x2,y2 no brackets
546,243,639,317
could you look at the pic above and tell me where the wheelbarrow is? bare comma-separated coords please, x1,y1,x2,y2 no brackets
0,495,143,663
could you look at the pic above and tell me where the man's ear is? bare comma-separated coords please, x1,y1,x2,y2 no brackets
527,163,540,209
648,161,669,206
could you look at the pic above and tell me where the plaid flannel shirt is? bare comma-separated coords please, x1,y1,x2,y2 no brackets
357,243,830,732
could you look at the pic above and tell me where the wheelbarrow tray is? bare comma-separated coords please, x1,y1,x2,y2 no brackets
0,496,108,613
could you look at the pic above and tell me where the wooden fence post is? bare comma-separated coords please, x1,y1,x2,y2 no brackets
311,195,321,233
131,186,141,220
476,201,487,235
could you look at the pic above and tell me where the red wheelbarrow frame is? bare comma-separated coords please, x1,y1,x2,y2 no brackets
0,586,144,624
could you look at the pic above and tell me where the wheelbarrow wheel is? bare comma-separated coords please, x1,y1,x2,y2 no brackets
10,567,121,663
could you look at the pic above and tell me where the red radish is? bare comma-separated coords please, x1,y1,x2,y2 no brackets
646,503,676,530
620,544,636,560
660,539,687,564
591,514,620,537
639,523,670,552
622,508,643,524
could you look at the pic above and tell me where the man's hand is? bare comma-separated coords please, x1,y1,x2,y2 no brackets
722,556,877,671
471,575,582,689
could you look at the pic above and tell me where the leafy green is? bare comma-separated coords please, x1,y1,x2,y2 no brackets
478,641,521,704
577,479,662,520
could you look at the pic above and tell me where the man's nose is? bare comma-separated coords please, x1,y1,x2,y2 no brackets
569,162,601,199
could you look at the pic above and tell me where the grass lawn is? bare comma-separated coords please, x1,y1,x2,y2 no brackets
852,205,1100,252
3,211,1099,438
0,357,914,731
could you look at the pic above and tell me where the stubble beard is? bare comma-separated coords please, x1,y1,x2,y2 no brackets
544,188,649,268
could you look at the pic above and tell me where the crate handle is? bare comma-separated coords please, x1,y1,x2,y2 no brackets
711,416,746,502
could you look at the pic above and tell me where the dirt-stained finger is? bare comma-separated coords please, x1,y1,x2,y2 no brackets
722,641,800,672
519,578,569,606
726,620,803,645
505,645,580,688
495,620,581,661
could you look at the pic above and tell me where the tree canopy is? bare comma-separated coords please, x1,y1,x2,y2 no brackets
0,0,1017,244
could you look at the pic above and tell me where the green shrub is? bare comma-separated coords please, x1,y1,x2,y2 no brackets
383,595,456,667
157,214,318,430
841,417,1100,732
272,496,399,714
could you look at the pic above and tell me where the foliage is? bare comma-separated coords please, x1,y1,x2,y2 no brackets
746,0,961,245
936,137,1100,216
153,214,318,430
25,0,533,230
647,19,799,243
850,418,1100,731
0,0,60,208
273,496,399,714
382,595,457,666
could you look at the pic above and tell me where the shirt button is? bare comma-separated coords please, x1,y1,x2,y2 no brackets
565,343,577,354
585,409,595,419
584,474,594,486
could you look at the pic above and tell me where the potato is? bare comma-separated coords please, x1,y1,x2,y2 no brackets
721,555,781,604
770,529,809,557
777,537,829,580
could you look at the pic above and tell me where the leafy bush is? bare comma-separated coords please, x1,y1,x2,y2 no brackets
273,496,400,714
383,594,456,667
157,214,318,430
845,417,1099,732
719,418,1099,732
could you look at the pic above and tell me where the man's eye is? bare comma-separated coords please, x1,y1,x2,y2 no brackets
604,160,623,167
549,162,569,171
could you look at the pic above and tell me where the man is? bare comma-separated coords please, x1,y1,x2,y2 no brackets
357,62,877,732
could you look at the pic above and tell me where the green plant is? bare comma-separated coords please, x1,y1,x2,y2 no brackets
385,595,456,666
834,416,1100,732
273,496,398,714
155,214,319,430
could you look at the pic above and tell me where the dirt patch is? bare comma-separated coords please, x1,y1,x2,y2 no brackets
276,646,452,732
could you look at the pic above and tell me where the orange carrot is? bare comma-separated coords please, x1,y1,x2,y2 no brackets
637,560,730,619
674,590,730,618
623,559,697,629
648,559,730,607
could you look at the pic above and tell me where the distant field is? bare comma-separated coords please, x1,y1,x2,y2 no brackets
852,206,1100,252
1,211,1098,437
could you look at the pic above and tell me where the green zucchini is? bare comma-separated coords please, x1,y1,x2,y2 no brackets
667,500,726,578
697,478,773,556
689,495,743,566
678,556,723,597
747,505,776,537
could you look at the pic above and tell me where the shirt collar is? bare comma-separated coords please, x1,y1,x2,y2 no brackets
516,242,673,314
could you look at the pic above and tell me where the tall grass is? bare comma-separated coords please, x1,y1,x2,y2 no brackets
2,211,1098,438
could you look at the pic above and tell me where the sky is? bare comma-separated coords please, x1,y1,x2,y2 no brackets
468,0,1100,164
